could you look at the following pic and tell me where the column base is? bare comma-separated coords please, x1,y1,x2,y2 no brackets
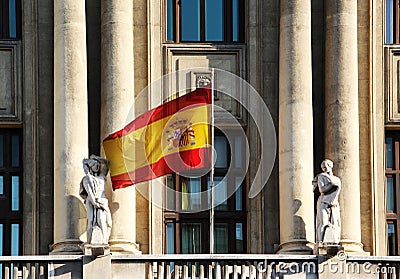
82,244,111,256
314,242,343,256
109,240,141,254
50,240,84,255
277,240,315,255
340,239,369,255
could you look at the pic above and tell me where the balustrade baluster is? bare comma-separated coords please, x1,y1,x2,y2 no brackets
208,264,213,279
191,263,196,279
223,264,231,279
174,264,180,279
199,264,204,279
249,265,256,279
241,265,247,279
22,264,28,279
158,262,164,279
183,264,188,279
233,264,240,279
31,263,36,279
4,263,10,279
13,265,18,279
215,263,221,279
148,262,154,279
166,264,172,279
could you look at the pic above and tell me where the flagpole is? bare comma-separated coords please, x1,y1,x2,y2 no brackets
210,69,215,255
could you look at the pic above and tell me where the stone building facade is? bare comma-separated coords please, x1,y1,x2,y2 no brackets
0,0,393,260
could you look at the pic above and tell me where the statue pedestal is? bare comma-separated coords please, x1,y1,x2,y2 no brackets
314,242,344,257
82,244,111,257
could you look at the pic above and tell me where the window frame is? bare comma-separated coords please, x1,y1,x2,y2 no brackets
385,131,400,255
163,0,245,44
0,129,22,256
163,129,247,254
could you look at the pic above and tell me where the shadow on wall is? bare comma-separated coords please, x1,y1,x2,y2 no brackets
293,199,307,239
66,195,88,241
48,260,83,278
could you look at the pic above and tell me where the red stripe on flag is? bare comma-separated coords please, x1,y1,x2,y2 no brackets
110,147,211,190
103,88,211,141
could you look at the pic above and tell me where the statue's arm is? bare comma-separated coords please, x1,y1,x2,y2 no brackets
82,159,90,175
318,175,333,193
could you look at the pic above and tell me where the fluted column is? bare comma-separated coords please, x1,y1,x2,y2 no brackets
325,0,364,253
278,1,315,254
52,0,88,254
101,0,140,254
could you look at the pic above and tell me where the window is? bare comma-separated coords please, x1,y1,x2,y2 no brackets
386,0,400,44
164,0,245,43
164,130,246,254
0,0,21,39
0,129,22,256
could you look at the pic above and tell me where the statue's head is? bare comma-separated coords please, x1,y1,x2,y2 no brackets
321,159,333,173
87,159,100,173
83,155,109,175
89,155,109,175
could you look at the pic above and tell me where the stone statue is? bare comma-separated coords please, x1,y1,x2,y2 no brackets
80,155,112,245
313,159,341,244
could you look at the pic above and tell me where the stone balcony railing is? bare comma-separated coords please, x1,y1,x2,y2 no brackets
1,254,400,279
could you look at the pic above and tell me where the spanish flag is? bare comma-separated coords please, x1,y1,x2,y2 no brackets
103,88,212,190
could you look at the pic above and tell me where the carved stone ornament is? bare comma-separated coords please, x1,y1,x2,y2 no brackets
196,74,212,88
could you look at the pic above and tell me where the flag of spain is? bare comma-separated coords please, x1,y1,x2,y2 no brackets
103,88,212,190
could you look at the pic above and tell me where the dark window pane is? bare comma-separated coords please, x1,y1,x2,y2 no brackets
181,0,200,41
9,0,17,38
0,135,3,167
215,177,227,210
182,223,201,253
182,177,201,211
11,176,19,211
166,0,174,40
11,135,19,167
387,177,396,211
208,177,227,210
0,224,2,256
388,223,397,256
11,224,19,256
235,223,243,252
205,0,223,41
215,136,227,168
235,177,242,211
166,223,175,254
232,0,239,41
214,224,228,253
387,0,394,44
386,137,393,168
234,135,243,168
166,175,176,210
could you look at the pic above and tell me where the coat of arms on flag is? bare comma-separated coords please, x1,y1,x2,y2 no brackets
166,119,196,150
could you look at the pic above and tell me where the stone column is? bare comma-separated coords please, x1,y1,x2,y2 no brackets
278,1,315,254
52,0,88,254
101,0,140,254
325,0,364,253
